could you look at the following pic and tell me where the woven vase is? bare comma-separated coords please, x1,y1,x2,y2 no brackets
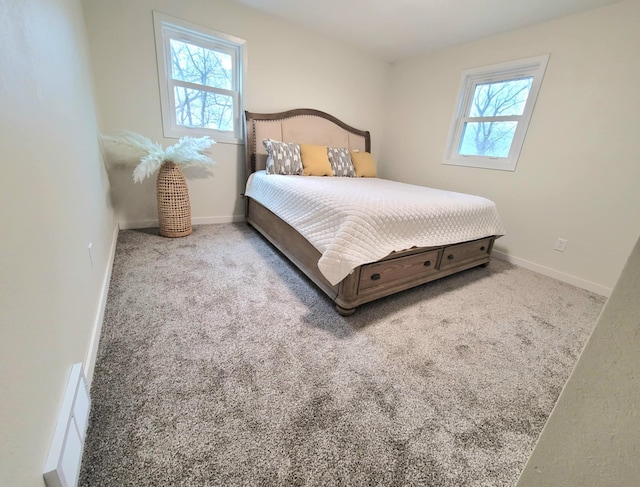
156,162,192,238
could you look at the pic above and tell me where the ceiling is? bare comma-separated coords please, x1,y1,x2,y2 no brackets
234,0,623,61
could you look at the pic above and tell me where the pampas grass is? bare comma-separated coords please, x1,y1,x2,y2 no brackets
101,131,216,183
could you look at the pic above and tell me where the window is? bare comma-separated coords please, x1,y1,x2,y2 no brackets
443,55,549,171
153,12,246,143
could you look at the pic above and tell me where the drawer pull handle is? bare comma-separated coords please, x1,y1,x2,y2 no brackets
423,260,431,267
447,254,454,260
480,246,486,251
371,273,381,281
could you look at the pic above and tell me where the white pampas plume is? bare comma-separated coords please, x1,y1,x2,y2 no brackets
100,131,216,183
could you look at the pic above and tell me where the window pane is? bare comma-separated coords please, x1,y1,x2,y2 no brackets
468,77,533,117
170,39,232,90
174,86,234,131
458,121,517,158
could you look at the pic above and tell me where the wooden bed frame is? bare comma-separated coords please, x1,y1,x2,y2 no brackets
244,108,499,316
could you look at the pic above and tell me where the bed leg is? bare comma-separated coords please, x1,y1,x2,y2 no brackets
336,304,356,316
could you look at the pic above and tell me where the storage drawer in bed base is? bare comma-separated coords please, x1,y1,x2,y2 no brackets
344,238,494,307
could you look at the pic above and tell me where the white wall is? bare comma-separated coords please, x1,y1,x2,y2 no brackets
516,234,640,486
81,0,392,228
382,0,640,294
0,0,116,486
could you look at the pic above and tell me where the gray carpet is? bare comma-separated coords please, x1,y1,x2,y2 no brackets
80,223,605,486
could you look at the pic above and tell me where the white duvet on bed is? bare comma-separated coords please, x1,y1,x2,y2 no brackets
245,171,505,286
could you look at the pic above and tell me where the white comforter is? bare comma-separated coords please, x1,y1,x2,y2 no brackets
245,171,505,285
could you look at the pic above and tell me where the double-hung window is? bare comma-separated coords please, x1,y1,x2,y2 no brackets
444,55,549,171
153,12,246,143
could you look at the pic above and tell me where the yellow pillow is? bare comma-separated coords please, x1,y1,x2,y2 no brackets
300,144,333,176
350,151,377,177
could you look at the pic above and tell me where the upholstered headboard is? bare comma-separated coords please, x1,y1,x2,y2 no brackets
244,108,371,178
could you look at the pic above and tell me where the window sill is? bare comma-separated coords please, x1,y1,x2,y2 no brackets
162,127,243,145
443,157,518,172
163,135,244,146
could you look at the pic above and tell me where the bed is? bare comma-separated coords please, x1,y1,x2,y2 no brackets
243,108,505,315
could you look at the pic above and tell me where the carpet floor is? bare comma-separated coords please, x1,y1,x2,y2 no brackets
79,223,605,486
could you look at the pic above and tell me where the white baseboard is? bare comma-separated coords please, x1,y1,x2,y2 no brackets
492,250,612,297
118,219,157,230
119,215,245,230
192,215,245,225
84,221,120,387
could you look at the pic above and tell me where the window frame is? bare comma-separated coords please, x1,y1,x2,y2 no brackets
443,54,549,171
153,11,246,144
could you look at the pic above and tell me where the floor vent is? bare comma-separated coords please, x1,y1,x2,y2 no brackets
43,363,90,487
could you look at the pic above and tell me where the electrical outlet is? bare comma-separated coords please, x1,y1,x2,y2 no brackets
88,243,94,267
554,238,568,252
